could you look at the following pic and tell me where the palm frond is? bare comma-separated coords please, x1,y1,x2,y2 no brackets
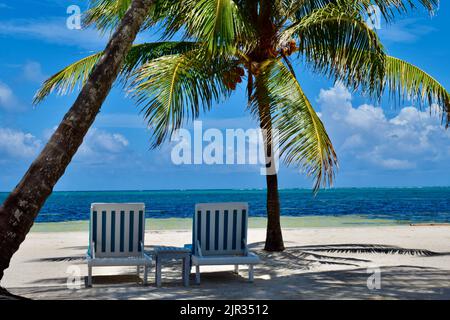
84,0,168,32
370,0,439,19
281,1,386,96
254,59,337,191
281,0,439,23
121,41,198,78
33,52,101,104
165,0,254,56
129,53,231,147
34,42,197,104
385,55,450,126
277,0,332,23
84,0,133,32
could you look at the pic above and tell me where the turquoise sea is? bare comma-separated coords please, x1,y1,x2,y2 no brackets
1,187,450,224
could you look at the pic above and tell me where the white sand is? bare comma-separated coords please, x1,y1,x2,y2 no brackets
2,226,450,300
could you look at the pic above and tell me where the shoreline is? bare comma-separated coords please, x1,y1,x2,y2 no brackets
3,186,450,193
30,215,416,232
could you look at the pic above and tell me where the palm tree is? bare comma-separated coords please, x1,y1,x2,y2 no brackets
0,0,154,280
33,0,449,252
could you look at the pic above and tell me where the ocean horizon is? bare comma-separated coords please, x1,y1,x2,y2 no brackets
1,187,449,224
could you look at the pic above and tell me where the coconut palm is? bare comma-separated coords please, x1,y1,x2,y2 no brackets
34,0,449,252
0,0,154,280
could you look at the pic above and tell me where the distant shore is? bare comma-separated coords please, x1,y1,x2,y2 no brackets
4,188,449,225
30,215,409,232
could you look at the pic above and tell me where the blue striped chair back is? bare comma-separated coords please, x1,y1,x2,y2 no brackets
193,203,248,256
89,203,145,258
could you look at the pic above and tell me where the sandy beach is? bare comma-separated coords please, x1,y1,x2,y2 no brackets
2,221,450,300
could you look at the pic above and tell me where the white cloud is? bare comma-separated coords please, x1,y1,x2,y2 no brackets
377,158,416,170
0,81,22,111
41,126,131,166
41,127,131,165
0,126,129,164
95,113,148,129
75,128,130,164
0,18,107,50
22,61,47,83
318,84,450,171
0,82,15,107
0,128,41,159
378,18,436,43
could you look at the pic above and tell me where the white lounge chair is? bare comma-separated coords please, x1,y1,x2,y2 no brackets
190,202,260,284
86,203,152,287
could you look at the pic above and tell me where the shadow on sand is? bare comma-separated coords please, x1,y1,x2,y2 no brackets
10,243,450,300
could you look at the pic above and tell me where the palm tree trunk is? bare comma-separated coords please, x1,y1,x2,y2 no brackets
251,0,283,251
255,82,285,252
264,157,285,251
0,0,153,281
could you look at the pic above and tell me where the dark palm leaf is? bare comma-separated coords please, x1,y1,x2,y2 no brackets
300,244,441,256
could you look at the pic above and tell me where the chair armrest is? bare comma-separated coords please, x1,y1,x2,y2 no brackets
196,240,203,257
88,241,96,259
242,238,249,255
140,241,145,257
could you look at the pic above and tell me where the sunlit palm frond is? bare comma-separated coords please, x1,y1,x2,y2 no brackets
84,0,174,32
121,42,198,78
84,0,132,31
385,55,450,126
33,52,101,104
166,0,254,56
370,0,439,18
33,42,197,104
281,0,439,24
254,59,337,191
130,53,231,147
281,1,386,95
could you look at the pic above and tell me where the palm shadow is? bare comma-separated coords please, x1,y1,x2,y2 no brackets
9,242,450,300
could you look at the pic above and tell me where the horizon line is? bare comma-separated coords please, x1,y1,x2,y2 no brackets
2,186,450,193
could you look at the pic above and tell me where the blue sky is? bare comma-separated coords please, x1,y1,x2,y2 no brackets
1,1,450,191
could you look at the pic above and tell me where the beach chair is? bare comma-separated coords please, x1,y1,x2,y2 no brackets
190,202,260,284
86,203,152,287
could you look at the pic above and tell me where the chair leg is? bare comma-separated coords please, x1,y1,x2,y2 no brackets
234,264,239,274
195,265,201,285
183,257,190,287
156,257,162,287
87,264,92,287
143,265,148,285
248,265,254,283
136,266,140,282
